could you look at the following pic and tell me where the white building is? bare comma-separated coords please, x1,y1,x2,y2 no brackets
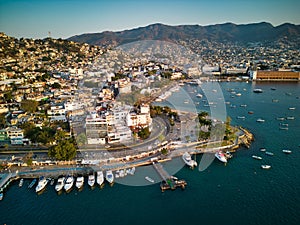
47,104,67,122
6,127,24,145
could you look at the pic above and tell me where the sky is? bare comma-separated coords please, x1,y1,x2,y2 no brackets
0,0,299,39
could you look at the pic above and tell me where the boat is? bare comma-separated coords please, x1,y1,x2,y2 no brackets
252,155,262,160
215,151,227,163
261,165,271,169
88,173,95,187
96,171,104,186
272,99,279,102
55,177,65,192
0,192,3,201
253,88,263,93
75,176,84,189
126,167,136,175
288,107,296,110
248,111,254,114
196,93,203,98
260,148,266,152
279,127,289,130
50,178,55,185
282,149,292,154
236,93,242,96
35,176,48,193
28,178,37,189
270,87,276,90
105,170,114,185
286,116,295,120
240,104,247,107
237,116,245,119
145,176,155,183
182,152,197,168
276,117,285,121
265,151,274,156
225,151,233,159
256,118,265,123
19,178,24,187
64,176,74,192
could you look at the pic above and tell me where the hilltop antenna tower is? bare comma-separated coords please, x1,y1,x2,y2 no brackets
48,31,51,38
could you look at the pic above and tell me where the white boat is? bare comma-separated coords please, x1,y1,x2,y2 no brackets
288,107,296,110
19,178,24,187
105,170,114,184
276,117,285,121
64,176,74,192
265,151,274,156
35,176,48,193
253,88,263,93
182,152,197,168
75,176,84,189
252,155,262,160
55,177,65,192
282,149,292,154
256,118,265,123
88,173,95,187
286,116,295,120
236,93,242,96
196,93,203,98
215,151,227,163
260,148,266,152
96,171,104,186
261,165,271,169
237,116,245,119
145,176,155,183
126,167,136,175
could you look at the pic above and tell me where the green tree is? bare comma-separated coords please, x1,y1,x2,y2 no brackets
20,100,39,113
75,133,87,146
0,113,6,129
138,127,150,140
51,82,61,89
48,139,77,161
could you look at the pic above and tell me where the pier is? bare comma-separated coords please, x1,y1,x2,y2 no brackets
0,171,18,192
152,161,187,191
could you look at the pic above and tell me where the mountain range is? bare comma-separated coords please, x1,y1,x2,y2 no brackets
68,22,300,46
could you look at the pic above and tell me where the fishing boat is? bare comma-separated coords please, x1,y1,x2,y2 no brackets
282,149,292,154
265,151,274,156
35,176,48,193
28,178,37,189
215,151,227,163
64,176,74,192
55,177,65,192
145,176,155,183
19,178,24,187
96,171,104,186
182,152,197,168
105,170,114,185
75,176,84,189
261,165,271,169
88,173,95,187
252,155,262,160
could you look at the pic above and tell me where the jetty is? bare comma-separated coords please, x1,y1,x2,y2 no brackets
0,171,18,192
152,161,187,191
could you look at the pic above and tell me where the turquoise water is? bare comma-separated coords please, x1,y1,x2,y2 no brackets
1,82,300,225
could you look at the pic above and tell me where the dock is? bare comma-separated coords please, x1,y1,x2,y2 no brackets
152,161,187,191
0,171,18,192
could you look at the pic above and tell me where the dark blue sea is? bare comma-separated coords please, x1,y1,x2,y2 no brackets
1,81,300,225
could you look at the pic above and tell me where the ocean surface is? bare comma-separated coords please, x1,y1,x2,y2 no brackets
1,81,300,225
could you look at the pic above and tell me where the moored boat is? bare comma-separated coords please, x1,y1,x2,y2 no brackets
55,177,65,192
265,151,274,156
260,148,266,152
261,165,271,169
282,149,292,154
88,173,95,187
28,178,37,189
215,151,227,163
252,155,262,160
64,176,74,192
253,88,263,93
256,118,265,123
182,152,197,168
0,192,3,201
96,171,104,187
75,176,84,189
19,178,24,187
145,176,155,183
35,176,48,193
105,170,114,185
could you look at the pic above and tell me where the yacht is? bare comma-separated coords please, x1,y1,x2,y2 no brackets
282,149,292,154
145,176,155,183
182,152,197,168
96,171,104,186
88,173,95,187
55,177,65,192
261,165,271,169
196,93,203,98
252,155,262,160
105,170,114,185
75,176,84,189
215,151,227,163
64,176,74,192
35,176,48,193
19,178,24,187
253,88,263,93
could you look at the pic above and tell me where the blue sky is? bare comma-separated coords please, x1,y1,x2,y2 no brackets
0,0,299,39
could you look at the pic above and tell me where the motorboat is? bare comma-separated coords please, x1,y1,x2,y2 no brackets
286,116,295,120
265,151,274,156
252,155,262,160
64,176,74,192
96,171,104,186
75,176,84,189
105,170,114,185
260,148,266,152
182,152,197,168
256,118,265,123
282,149,292,154
288,107,296,110
19,178,24,187
215,151,227,163
28,178,37,189
35,176,48,193
88,173,95,187
196,93,203,98
145,176,155,183
261,165,271,169
253,88,263,93
55,177,65,192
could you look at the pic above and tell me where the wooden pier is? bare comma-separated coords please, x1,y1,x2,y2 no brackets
152,161,187,191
